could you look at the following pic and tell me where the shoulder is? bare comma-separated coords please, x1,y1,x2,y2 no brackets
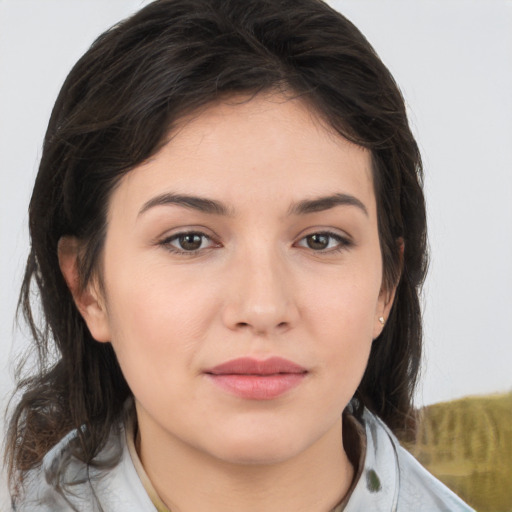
14,425,154,512
345,409,475,512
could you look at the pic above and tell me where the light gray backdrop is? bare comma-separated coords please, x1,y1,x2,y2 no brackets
1,0,511,506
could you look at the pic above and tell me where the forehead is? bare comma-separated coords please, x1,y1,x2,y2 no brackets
111,93,376,217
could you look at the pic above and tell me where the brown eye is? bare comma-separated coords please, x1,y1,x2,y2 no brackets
161,231,217,253
178,233,204,251
296,232,351,252
306,234,330,250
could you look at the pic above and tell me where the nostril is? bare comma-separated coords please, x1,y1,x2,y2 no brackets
233,321,290,334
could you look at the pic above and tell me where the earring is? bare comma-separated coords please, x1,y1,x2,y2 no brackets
378,316,385,325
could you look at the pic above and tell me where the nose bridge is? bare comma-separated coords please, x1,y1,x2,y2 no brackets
223,239,297,334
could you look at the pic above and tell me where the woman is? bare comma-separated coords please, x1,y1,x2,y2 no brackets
5,0,473,510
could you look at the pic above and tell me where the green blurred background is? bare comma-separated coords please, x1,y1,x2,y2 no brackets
404,392,512,512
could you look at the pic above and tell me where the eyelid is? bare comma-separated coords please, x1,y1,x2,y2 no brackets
158,228,222,255
294,229,353,252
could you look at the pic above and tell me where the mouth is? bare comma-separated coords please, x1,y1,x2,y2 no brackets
204,357,308,400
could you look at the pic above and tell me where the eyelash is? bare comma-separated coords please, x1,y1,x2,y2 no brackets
159,230,352,255
159,231,219,255
294,231,352,253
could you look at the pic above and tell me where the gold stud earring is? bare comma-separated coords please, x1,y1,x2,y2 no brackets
378,316,385,325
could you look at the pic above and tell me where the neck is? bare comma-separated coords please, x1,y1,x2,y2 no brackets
136,414,354,512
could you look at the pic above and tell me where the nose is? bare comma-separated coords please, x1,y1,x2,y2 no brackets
221,246,299,336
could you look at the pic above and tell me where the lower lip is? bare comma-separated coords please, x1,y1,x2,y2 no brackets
206,373,306,400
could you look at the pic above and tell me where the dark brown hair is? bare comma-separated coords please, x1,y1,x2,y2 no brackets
6,0,427,496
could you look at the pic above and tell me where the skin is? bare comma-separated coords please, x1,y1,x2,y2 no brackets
60,93,395,512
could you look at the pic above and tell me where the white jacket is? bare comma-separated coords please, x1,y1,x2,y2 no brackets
15,409,474,511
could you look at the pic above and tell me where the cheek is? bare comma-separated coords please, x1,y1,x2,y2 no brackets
102,259,222,383
300,263,381,389
296,282,376,429
304,267,382,340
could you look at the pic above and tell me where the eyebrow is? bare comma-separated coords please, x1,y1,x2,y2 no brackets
138,191,368,218
289,193,368,217
138,193,230,217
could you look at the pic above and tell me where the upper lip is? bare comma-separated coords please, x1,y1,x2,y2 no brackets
205,357,307,375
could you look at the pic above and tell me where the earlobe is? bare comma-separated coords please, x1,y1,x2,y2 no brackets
373,238,403,339
373,286,397,340
58,236,111,343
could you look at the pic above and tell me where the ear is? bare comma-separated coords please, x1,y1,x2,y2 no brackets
58,236,111,343
373,238,404,339
373,283,398,339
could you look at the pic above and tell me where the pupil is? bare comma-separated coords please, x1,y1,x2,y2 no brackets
307,234,328,250
180,234,202,250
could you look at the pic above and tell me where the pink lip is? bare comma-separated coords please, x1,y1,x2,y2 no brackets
204,357,308,400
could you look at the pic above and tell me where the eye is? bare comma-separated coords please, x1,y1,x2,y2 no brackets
161,231,218,253
296,232,350,252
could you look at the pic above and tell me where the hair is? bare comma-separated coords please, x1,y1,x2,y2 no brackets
6,0,427,497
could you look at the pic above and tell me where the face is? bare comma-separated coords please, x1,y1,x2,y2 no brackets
77,94,392,466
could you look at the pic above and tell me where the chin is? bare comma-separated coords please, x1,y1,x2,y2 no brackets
206,428,310,466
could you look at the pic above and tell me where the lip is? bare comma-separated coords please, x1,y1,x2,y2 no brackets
204,357,308,400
